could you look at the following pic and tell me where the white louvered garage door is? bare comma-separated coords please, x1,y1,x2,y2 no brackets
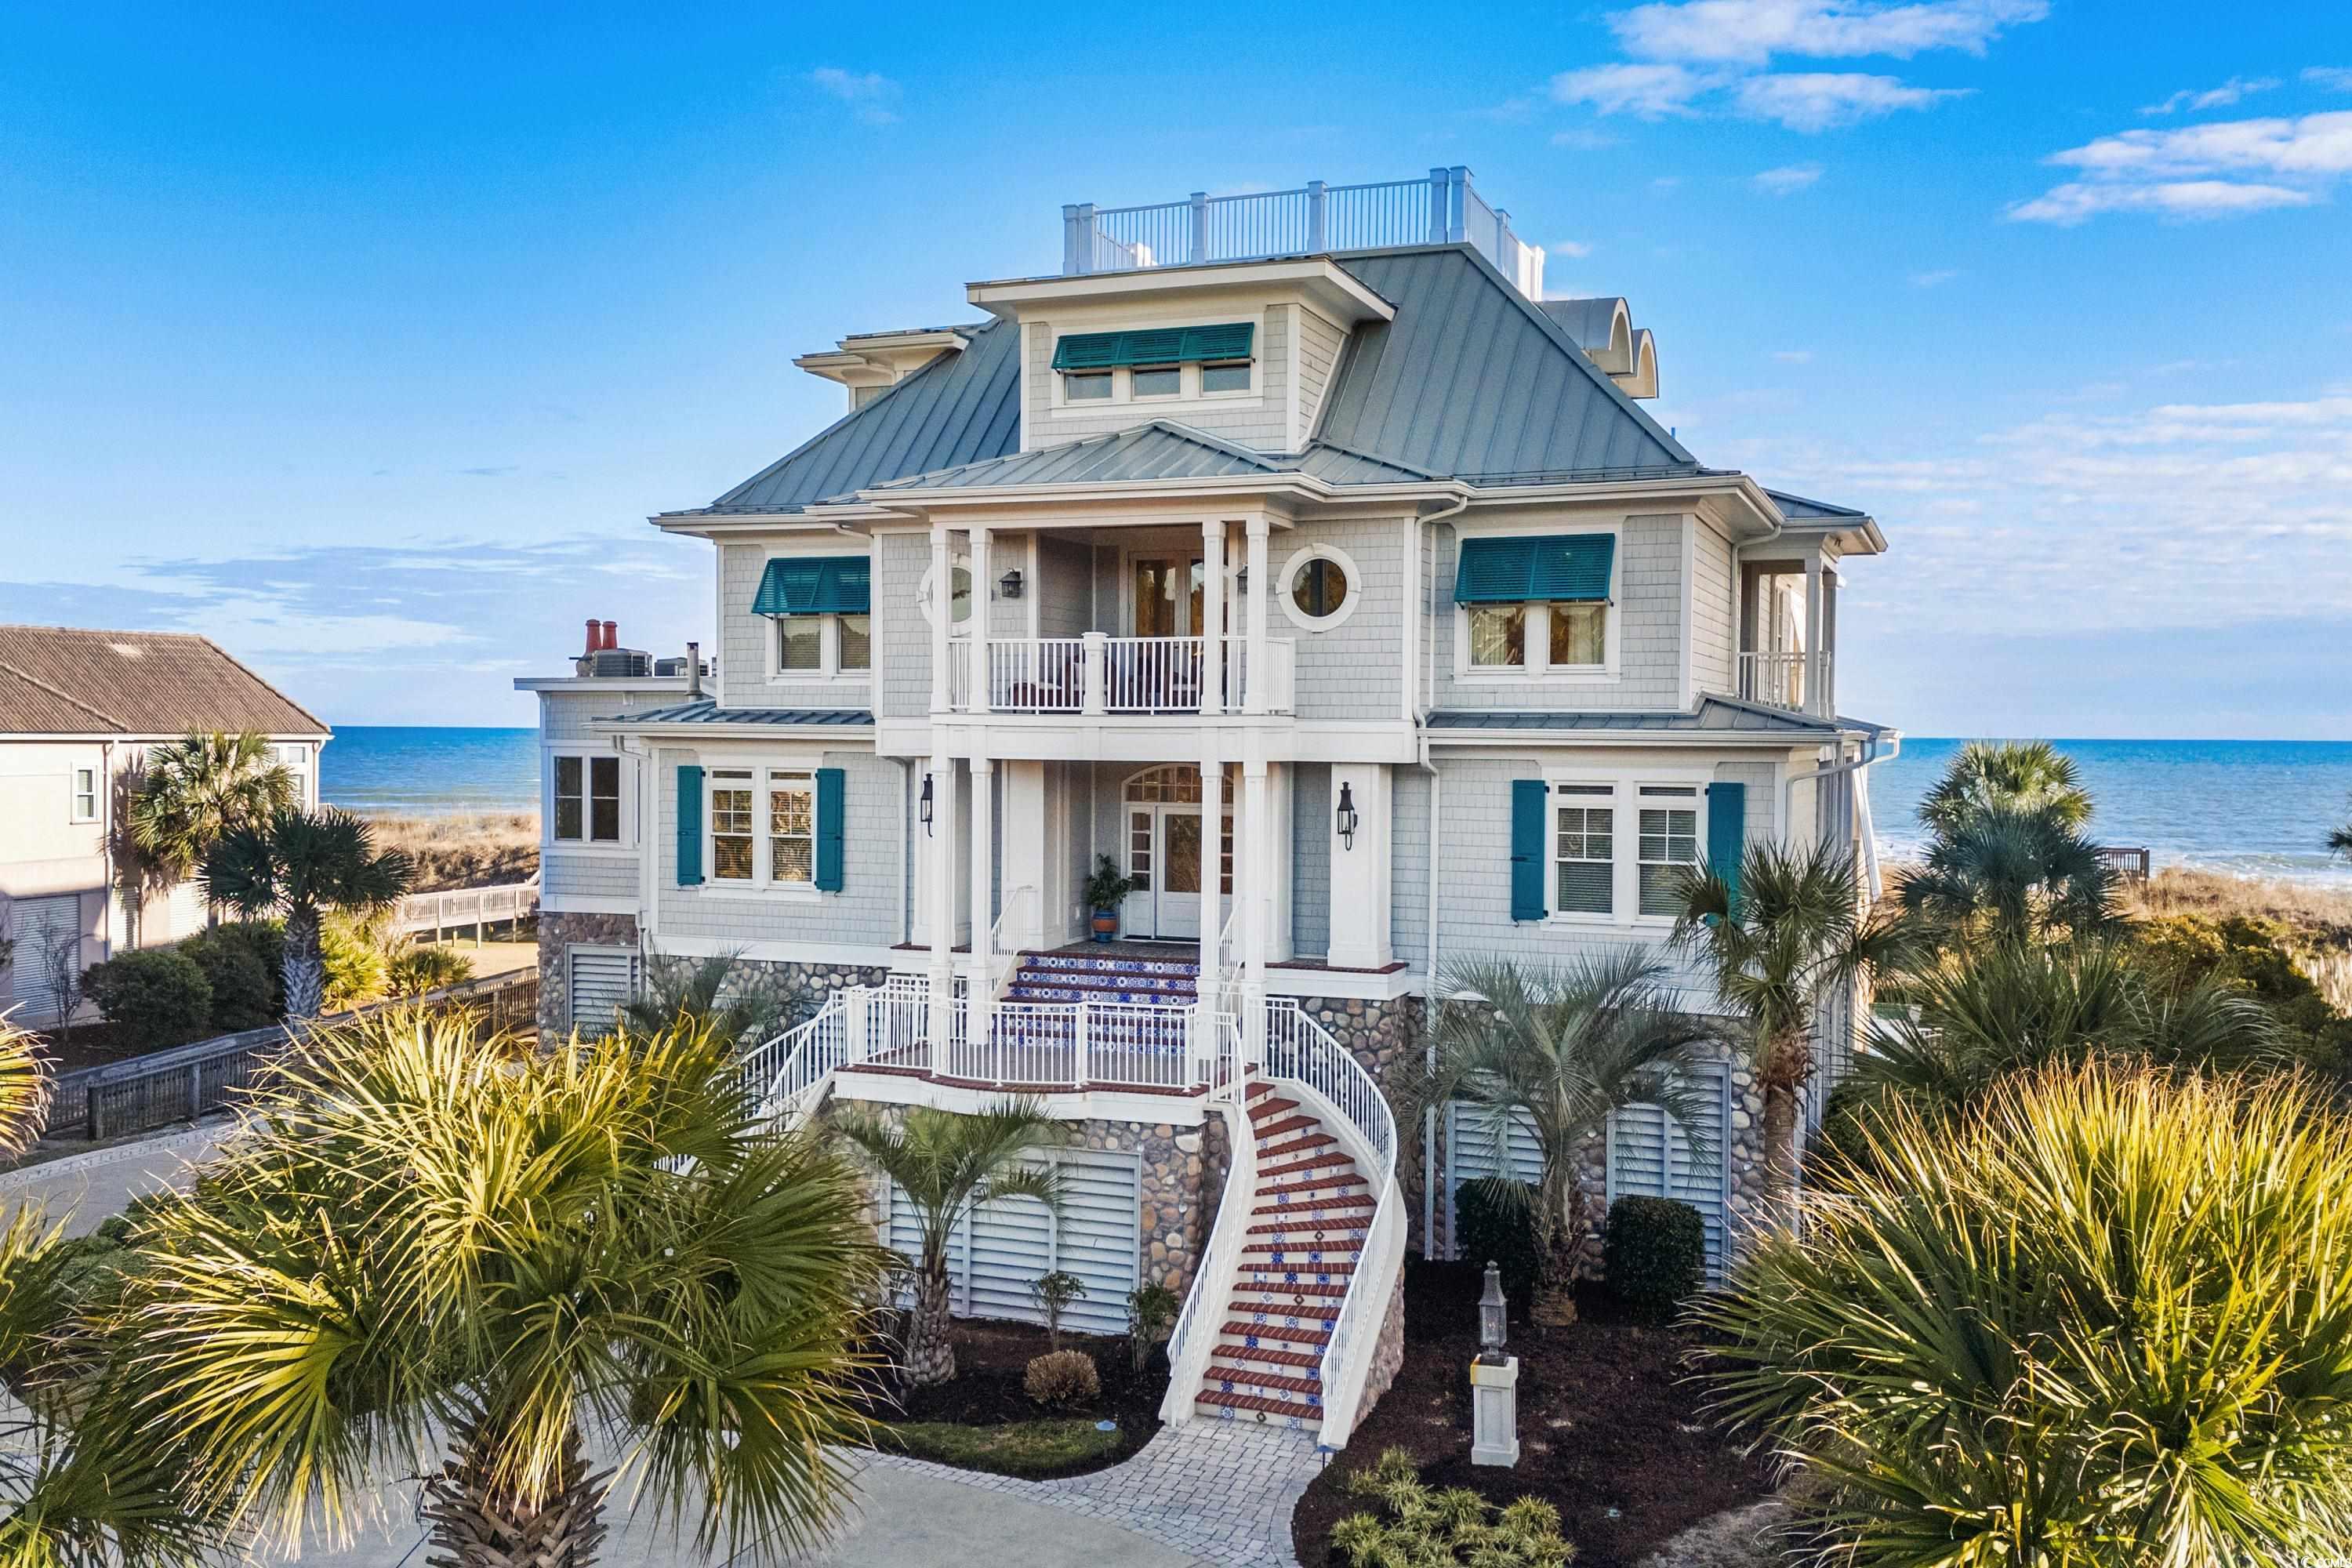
887,1145,1141,1337
566,946,640,1038
5,895,84,1022
1443,1102,1542,1259
1606,1058,1732,1276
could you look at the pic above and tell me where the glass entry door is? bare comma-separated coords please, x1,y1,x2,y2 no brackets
1132,557,1206,637
1122,800,1233,941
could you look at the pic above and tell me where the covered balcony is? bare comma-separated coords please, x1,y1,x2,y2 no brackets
950,633,1294,715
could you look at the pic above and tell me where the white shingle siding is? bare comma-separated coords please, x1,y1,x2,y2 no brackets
715,543,873,712
1036,535,1093,638
1391,765,1431,969
874,532,931,720
541,690,637,742
1284,517,1407,722
1689,518,1735,698
1290,763,1330,957
1296,308,1346,437
649,747,902,946
1022,310,1294,452
543,851,637,901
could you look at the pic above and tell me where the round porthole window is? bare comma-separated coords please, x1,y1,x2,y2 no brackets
916,561,975,629
1279,544,1361,632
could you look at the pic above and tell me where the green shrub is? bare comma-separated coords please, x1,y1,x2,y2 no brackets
1022,1348,1100,1407
321,913,388,1011
1453,1179,1541,1305
78,947,212,1049
2134,913,2352,1069
1602,1195,1706,1316
1126,1282,1179,1373
1334,1447,1573,1566
179,920,284,1030
387,942,474,998
1700,1064,2352,1567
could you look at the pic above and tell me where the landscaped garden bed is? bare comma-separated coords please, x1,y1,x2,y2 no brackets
867,1317,1169,1480
1292,1258,1770,1568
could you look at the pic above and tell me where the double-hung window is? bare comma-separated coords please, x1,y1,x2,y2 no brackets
1636,786,1700,916
706,766,820,891
754,555,871,677
1552,784,1615,917
1546,778,1707,924
767,771,815,886
272,744,310,805
1051,323,1256,405
69,768,97,824
709,770,757,881
554,754,624,844
1456,532,1617,677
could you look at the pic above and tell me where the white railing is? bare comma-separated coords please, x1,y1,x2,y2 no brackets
745,992,851,1128
955,634,1295,716
1737,648,1827,713
1160,1011,1254,1425
394,879,539,943
1219,635,1296,714
982,639,1086,711
1102,635,1203,712
1082,1001,1202,1091
987,886,1038,1000
1265,999,1403,1443
1065,169,1544,299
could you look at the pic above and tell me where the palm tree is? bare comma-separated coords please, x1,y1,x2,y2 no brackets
200,808,412,1019
124,1010,893,1568
1916,738,2093,838
125,732,295,935
1895,804,2118,946
0,1018,219,1565
1673,840,1912,1207
833,1101,1065,1385
1421,951,1726,1326
623,949,795,1046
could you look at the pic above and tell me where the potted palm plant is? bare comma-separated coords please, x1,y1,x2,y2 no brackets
1084,855,1135,942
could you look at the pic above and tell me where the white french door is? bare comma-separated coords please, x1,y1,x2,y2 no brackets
1122,804,1232,941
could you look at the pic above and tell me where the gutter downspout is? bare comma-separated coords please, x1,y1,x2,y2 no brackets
1411,492,1468,1257
1781,731,1900,851
891,758,915,947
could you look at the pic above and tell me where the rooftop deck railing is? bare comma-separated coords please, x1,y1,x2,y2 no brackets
1063,167,1545,298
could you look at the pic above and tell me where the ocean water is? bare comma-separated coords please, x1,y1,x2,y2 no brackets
1871,739,2352,886
321,727,539,817
318,728,2352,885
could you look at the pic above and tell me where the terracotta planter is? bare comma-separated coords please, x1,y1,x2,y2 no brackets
1091,911,1119,942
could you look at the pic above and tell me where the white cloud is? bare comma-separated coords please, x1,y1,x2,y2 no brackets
1608,0,2047,65
2305,67,2352,93
2010,111,2352,223
1551,62,1715,118
2139,76,2279,115
1552,239,1596,257
1773,349,1816,362
1737,71,1964,129
1753,162,1825,193
808,67,902,125
1909,267,1960,286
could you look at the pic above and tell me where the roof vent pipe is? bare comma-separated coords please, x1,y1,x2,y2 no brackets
686,641,702,700
583,618,601,657
601,620,618,652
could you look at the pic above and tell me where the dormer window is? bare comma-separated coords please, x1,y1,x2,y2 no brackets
1051,322,1256,406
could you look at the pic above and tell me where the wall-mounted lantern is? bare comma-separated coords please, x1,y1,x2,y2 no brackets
998,569,1024,600
1335,782,1359,851
919,775,935,834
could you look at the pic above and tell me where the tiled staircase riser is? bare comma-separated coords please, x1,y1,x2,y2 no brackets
1003,950,1200,1007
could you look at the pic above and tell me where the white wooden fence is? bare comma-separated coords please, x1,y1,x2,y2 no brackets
393,879,539,946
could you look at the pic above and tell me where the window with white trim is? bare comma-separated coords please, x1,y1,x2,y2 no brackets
775,615,870,675
767,771,815,887
710,770,756,881
707,766,818,891
553,754,624,844
69,768,97,824
1636,786,1700,917
1553,784,1614,917
1455,530,1618,678
271,744,310,805
1467,601,1610,673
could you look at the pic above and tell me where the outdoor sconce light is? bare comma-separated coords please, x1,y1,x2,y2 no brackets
1335,782,1359,850
1478,1260,1508,1361
998,568,1024,600
919,775,935,834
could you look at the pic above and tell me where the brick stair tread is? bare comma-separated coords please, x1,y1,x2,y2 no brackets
1258,1152,1359,1182
1247,1209,1374,1230
1254,1131,1338,1160
1211,1340,1324,1372
1220,1319,1332,1347
1226,1298,1345,1323
1253,1174,1369,1200
1203,1363,1324,1396
1247,1098,1302,1123
1196,1388,1319,1420
1231,1279,1351,1301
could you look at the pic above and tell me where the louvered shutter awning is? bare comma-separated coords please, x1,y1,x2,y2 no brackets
1454,535,1617,604
1050,322,1255,370
752,557,871,616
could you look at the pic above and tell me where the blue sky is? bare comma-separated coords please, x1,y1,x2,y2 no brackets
2,2,2348,735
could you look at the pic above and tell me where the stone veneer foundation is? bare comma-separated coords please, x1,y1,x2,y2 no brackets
535,910,640,1036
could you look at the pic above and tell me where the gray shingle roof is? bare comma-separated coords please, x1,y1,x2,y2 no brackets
1426,697,1882,736
608,702,873,727
681,319,1018,517
0,625,328,738
1314,248,1696,482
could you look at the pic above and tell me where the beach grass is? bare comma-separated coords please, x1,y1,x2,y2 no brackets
2127,867,2352,950
365,812,539,893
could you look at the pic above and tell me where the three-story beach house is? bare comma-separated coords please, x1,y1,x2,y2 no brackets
520,169,1897,1440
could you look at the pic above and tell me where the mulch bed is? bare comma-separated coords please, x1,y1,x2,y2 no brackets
862,1317,1169,1479
1293,1258,1772,1568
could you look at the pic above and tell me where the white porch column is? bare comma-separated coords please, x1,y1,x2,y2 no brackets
929,525,953,714
967,751,995,1040
969,527,993,715
1240,757,1271,1044
1199,518,1225,716
998,760,1054,951
1820,565,1839,717
1196,747,1225,1073
1326,763,1394,971
926,754,960,1057
1243,514,1270,715
1802,557,1825,719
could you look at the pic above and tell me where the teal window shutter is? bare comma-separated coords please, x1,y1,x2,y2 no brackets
1706,782,1745,916
1510,779,1549,922
677,764,704,886
1051,323,1254,370
753,557,871,616
815,768,845,892
1456,535,1616,604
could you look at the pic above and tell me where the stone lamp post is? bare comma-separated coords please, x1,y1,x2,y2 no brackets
1470,1260,1520,1467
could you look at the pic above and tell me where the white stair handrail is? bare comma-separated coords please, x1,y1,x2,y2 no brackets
986,886,1037,1001
1161,1011,1254,1421
748,989,857,1128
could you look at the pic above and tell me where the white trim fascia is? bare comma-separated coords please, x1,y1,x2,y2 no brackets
1266,966,1425,1003
0,728,332,743
540,894,641,917
966,257,1397,325
1425,726,1857,748
514,677,691,694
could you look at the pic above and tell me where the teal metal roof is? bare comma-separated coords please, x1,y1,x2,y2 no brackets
865,422,1283,492
1764,488,1867,521
751,556,869,616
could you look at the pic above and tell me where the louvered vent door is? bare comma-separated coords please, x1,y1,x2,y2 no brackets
566,946,640,1039
1606,1058,1732,1275
887,1146,1141,1337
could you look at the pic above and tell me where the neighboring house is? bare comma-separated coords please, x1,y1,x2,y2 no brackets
521,169,1900,1440
0,626,329,1022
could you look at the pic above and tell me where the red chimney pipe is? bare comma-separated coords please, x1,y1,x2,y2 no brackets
601,620,619,652
583,617,601,656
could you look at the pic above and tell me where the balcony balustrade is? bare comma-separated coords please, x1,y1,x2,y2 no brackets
947,633,1294,716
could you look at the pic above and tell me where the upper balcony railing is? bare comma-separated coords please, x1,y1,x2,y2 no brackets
1062,167,1545,299
948,634,1295,716
1739,649,1832,717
